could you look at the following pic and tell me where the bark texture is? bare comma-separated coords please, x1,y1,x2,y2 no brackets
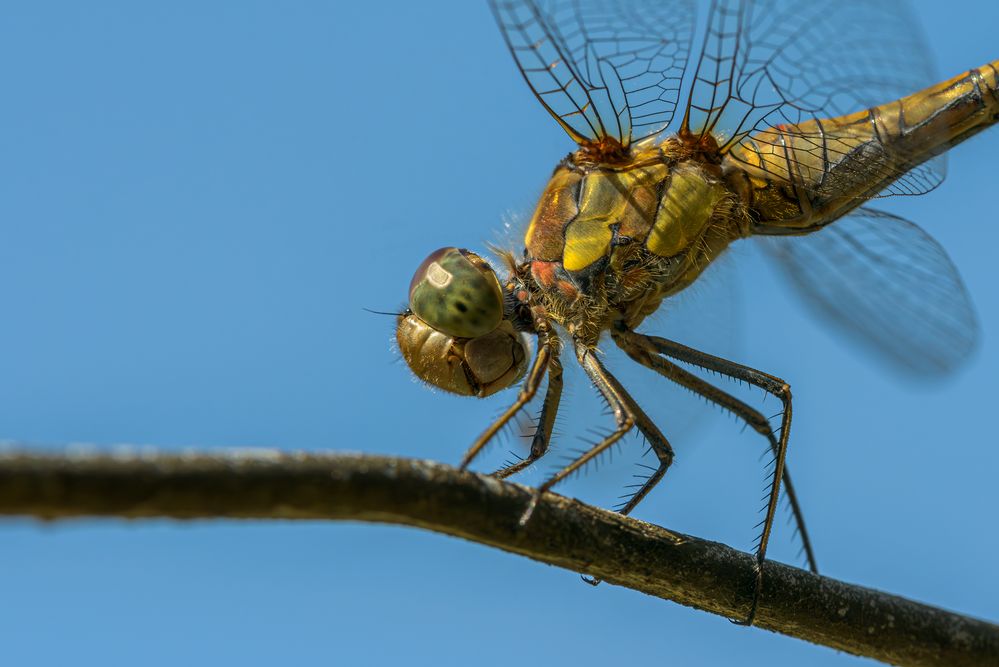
0,448,996,667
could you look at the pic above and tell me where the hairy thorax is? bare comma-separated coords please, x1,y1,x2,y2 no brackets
521,139,750,345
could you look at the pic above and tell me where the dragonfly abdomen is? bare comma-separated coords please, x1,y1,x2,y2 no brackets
727,60,999,235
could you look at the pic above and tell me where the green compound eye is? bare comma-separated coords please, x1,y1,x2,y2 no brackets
408,247,504,339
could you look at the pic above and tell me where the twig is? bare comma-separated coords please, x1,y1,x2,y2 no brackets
0,448,995,666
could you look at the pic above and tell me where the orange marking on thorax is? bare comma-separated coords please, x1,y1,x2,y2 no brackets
556,280,579,300
530,261,558,289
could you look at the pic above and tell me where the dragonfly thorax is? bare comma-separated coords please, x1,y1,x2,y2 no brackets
519,146,749,344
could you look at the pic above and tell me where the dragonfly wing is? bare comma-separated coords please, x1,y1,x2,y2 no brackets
765,208,978,376
686,0,946,198
489,0,696,147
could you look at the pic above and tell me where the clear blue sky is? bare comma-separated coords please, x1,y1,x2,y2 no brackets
1,2,997,665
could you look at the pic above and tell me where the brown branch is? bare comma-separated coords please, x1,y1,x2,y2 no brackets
0,448,995,666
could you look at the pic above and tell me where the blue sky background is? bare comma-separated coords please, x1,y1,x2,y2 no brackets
1,1,997,664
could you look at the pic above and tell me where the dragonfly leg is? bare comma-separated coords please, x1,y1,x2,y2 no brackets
459,317,560,472
613,328,817,569
519,342,675,529
491,352,563,479
614,327,808,626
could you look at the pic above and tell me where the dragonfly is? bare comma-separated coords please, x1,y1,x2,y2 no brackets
393,0,998,624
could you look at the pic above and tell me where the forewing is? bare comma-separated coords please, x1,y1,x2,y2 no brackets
685,0,946,198
490,0,696,147
766,208,978,376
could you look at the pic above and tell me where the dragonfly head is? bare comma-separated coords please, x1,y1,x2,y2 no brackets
396,247,529,397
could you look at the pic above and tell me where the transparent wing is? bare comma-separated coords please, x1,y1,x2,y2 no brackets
686,0,946,198
489,0,697,147
765,208,978,376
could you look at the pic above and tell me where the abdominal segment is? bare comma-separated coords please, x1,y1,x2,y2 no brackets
727,59,999,234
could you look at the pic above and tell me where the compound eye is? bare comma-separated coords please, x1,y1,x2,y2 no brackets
408,247,504,339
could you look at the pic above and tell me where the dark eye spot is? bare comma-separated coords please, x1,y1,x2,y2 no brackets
455,301,468,313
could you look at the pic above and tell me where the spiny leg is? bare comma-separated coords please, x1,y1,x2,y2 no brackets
519,342,675,527
459,339,552,472
615,328,804,626
614,328,817,571
635,333,814,565
491,353,563,479
640,334,793,411
580,345,675,519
